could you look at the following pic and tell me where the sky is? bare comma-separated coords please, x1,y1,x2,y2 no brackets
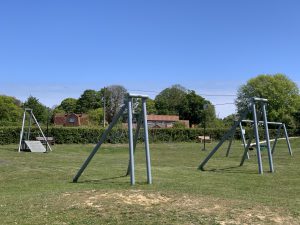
1,0,300,118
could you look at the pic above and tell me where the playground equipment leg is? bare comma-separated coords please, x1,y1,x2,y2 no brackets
239,123,249,159
198,110,248,170
283,124,293,156
142,98,152,184
225,135,233,157
126,111,143,176
31,112,52,152
27,112,32,140
240,135,254,166
262,103,274,173
128,98,135,185
271,124,283,154
18,111,26,152
252,103,263,174
72,104,126,183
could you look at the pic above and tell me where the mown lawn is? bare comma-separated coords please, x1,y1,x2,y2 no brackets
0,139,299,224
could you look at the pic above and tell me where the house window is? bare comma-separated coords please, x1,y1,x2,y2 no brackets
69,117,75,123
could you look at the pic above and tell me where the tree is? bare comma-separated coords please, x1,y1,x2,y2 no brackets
101,85,127,123
293,111,300,128
155,84,187,115
24,96,49,124
178,90,206,127
87,108,104,126
0,95,23,125
201,101,218,128
146,98,157,114
294,98,300,128
210,118,226,128
222,114,238,127
59,98,77,113
155,86,218,127
293,97,300,129
177,90,217,127
235,74,300,127
76,90,102,113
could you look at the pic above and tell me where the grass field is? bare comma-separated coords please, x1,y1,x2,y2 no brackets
0,139,300,224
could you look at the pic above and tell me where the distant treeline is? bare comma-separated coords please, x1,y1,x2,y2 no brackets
1,73,300,129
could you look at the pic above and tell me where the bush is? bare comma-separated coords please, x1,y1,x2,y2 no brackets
0,127,21,145
0,126,298,145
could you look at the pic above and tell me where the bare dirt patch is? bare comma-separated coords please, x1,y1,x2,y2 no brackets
61,190,300,224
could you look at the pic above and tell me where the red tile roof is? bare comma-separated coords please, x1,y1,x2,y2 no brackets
147,115,179,122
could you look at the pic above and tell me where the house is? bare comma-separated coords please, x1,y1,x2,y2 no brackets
147,115,189,128
121,114,189,129
54,113,89,126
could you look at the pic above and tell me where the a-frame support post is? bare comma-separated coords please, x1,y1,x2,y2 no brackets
27,112,32,140
125,97,152,184
18,110,27,152
225,135,234,157
262,102,274,173
142,97,152,184
283,123,293,156
73,104,127,183
73,94,152,185
226,123,250,159
30,110,52,152
125,111,143,176
198,110,248,170
251,100,263,174
240,134,254,166
127,97,135,185
239,122,250,159
271,124,283,154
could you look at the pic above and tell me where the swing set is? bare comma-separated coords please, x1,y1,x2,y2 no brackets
199,97,293,174
18,108,52,153
73,94,152,185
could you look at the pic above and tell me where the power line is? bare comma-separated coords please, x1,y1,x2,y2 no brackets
198,94,236,97
214,103,235,106
128,89,236,97
128,89,159,93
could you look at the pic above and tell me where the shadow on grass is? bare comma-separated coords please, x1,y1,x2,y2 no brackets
71,174,149,185
0,159,10,164
202,165,258,174
70,174,126,183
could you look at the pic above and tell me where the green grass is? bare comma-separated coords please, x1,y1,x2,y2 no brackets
0,139,300,224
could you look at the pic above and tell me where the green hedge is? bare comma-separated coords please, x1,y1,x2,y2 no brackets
0,127,22,145
0,126,299,145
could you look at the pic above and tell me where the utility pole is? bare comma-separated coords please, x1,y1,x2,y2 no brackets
46,109,49,151
202,104,208,151
103,99,106,127
103,87,106,127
